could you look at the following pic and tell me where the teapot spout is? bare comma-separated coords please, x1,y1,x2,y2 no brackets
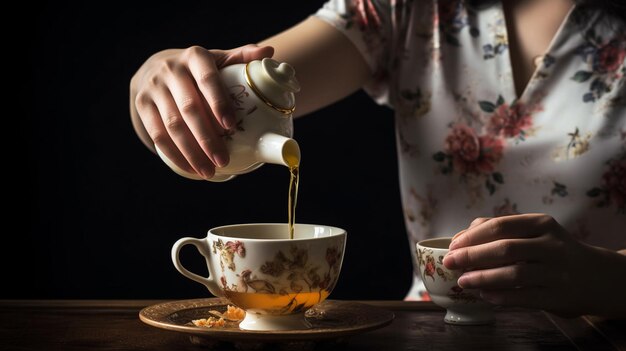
257,133,300,168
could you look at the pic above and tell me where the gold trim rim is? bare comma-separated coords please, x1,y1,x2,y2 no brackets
244,62,295,115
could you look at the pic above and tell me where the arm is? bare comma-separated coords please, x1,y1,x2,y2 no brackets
260,17,372,118
129,16,370,179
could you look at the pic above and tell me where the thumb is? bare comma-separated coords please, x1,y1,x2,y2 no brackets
211,44,275,67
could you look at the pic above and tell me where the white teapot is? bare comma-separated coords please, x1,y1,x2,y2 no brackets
156,57,301,182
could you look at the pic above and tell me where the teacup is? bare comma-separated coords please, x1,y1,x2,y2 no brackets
172,223,346,331
416,237,494,325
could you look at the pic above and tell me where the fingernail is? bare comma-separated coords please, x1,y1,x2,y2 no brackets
457,272,473,288
200,168,214,180
449,239,460,250
214,152,229,168
443,251,456,267
457,276,468,288
222,114,236,129
452,229,466,241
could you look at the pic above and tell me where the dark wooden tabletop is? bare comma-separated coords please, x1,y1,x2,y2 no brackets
0,300,624,350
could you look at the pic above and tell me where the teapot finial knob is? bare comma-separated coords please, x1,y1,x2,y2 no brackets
266,60,300,93
245,58,299,114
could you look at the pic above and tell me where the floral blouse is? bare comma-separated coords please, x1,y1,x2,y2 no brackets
315,0,625,300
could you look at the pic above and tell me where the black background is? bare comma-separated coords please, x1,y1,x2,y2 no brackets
19,1,412,300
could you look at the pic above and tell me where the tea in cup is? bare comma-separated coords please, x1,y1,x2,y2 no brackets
416,237,494,325
172,223,346,331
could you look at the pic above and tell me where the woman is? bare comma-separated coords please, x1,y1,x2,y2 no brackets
130,0,626,317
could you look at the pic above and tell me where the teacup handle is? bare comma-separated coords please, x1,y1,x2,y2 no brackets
171,237,223,297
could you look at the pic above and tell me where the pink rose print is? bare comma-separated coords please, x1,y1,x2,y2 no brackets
213,239,246,271
488,103,534,139
444,124,504,175
434,123,505,196
424,255,436,280
226,241,246,257
481,95,541,141
572,33,626,102
595,39,626,74
587,154,626,212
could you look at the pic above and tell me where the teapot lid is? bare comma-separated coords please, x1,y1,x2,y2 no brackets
245,58,300,115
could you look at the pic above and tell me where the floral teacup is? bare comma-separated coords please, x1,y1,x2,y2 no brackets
416,237,494,325
172,223,346,331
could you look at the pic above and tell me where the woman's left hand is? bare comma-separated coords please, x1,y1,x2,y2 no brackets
443,213,626,317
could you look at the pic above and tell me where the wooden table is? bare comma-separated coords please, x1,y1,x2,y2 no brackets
0,300,624,350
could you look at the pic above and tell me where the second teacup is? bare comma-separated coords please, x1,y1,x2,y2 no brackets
416,237,494,325
172,223,346,331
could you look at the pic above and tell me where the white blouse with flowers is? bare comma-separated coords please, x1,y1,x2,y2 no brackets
314,0,625,300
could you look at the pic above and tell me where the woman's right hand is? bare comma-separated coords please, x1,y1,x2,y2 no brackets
130,44,274,180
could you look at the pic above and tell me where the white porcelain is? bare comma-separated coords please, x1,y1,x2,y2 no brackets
171,223,346,331
416,237,494,325
158,57,301,182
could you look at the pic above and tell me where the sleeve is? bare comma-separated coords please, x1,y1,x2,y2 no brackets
313,0,393,106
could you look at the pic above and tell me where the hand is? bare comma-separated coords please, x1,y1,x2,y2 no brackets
443,213,626,318
130,44,274,179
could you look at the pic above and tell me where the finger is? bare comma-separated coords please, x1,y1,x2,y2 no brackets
152,87,216,179
212,44,275,67
450,214,552,250
457,263,553,289
470,217,492,228
452,217,492,241
444,237,550,269
166,67,230,168
191,45,274,130
453,217,492,240
135,94,195,174
185,46,238,130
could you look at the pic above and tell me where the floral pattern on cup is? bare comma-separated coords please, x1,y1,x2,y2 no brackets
212,239,246,271
418,248,453,282
213,242,343,297
417,247,478,303
448,286,479,303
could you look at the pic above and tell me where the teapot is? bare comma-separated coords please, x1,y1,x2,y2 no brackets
156,57,301,182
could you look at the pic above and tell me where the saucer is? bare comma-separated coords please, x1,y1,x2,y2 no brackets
139,298,394,345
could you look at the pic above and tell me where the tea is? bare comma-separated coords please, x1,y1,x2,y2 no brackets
287,165,299,240
224,290,329,314
284,153,300,240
